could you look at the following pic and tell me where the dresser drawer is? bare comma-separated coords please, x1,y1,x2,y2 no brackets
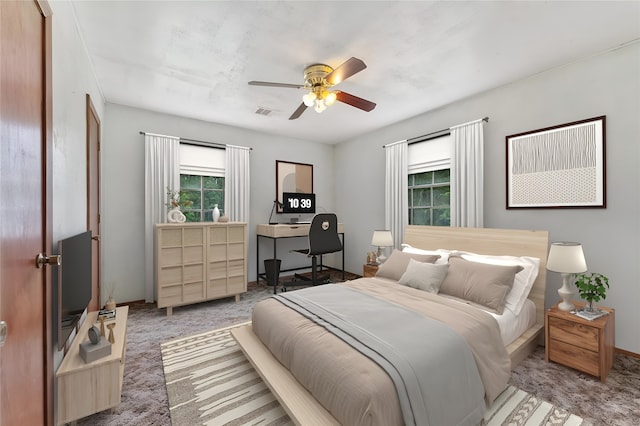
548,316,599,351
548,338,600,376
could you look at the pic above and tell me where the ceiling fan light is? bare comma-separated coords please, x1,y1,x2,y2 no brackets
302,92,316,107
325,91,337,106
314,100,326,113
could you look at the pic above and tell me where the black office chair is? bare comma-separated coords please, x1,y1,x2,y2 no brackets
293,213,343,286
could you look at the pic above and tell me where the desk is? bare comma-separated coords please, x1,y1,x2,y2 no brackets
256,223,345,292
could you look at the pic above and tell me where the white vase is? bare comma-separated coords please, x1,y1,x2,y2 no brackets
213,204,220,222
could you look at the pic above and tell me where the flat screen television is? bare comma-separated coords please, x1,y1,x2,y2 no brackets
57,230,92,350
282,192,316,214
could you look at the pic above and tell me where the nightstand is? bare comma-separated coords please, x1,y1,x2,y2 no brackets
363,263,378,277
545,301,615,382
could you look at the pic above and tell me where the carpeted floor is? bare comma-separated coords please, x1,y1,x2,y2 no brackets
76,282,640,426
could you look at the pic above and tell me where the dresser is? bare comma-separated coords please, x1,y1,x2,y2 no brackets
156,222,247,315
545,301,615,382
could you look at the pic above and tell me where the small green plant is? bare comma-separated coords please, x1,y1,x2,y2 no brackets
575,272,609,311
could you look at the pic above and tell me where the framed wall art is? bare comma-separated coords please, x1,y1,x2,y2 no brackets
275,160,313,212
506,116,606,209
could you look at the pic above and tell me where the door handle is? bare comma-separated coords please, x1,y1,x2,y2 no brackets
0,321,7,347
35,253,61,268
92,235,100,241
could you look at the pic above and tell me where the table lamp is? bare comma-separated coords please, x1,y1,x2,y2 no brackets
546,242,587,311
371,230,394,264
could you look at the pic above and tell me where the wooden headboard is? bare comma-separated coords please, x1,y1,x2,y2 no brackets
403,225,549,327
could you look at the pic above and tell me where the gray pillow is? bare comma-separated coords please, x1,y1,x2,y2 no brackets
375,249,440,281
439,255,523,314
398,259,449,293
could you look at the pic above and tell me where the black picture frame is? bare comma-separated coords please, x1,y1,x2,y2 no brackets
506,116,606,209
275,160,313,213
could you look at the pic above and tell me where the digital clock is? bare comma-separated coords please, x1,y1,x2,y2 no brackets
282,192,316,214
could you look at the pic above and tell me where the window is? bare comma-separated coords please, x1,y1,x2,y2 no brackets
408,170,450,226
408,134,451,226
179,143,225,222
179,175,225,222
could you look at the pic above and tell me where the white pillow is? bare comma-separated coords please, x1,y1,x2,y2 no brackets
401,244,451,264
452,251,540,315
398,259,449,294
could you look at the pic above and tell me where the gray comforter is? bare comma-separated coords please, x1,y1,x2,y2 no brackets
252,278,511,426
274,284,486,426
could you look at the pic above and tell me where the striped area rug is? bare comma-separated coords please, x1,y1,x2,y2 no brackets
160,323,590,426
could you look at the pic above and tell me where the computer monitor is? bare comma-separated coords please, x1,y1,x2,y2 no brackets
282,192,315,214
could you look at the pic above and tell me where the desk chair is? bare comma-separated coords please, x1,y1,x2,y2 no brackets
293,213,343,286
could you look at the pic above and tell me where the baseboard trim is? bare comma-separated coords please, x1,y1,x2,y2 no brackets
616,347,640,359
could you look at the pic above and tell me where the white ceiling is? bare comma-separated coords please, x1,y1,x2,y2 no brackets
71,1,640,144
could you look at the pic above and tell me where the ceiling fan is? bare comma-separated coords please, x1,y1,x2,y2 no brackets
248,57,376,120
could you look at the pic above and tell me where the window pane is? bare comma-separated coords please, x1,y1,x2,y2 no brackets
408,169,450,227
411,208,430,225
413,188,431,206
203,191,224,210
433,208,450,226
183,210,200,222
413,172,432,185
434,169,450,184
180,174,201,190
433,186,450,206
181,189,201,209
180,174,225,222
204,176,224,190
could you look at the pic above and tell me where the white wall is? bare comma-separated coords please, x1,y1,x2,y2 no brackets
50,0,105,372
335,42,640,353
101,104,336,303
51,0,105,244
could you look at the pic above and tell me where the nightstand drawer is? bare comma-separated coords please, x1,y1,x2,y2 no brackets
548,316,599,351
548,338,600,376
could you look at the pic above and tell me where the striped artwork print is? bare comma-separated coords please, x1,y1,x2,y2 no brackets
508,118,603,207
161,323,590,426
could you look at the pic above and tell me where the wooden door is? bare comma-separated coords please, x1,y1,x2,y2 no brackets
0,1,54,425
87,94,102,311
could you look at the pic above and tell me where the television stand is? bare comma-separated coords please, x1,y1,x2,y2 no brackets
56,306,128,425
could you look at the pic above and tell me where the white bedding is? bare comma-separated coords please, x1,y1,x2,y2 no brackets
365,276,536,346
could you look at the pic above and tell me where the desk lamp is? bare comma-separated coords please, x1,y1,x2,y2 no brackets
547,242,587,311
371,230,394,264
268,200,283,225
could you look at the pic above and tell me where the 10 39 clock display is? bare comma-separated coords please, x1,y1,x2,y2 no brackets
282,192,316,214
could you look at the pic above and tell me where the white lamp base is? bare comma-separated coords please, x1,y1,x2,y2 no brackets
557,273,575,311
376,247,387,264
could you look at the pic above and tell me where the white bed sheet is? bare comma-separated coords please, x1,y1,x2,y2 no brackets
490,299,536,346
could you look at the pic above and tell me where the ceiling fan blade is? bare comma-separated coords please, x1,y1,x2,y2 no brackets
325,57,367,85
248,81,304,89
289,102,308,120
335,91,376,112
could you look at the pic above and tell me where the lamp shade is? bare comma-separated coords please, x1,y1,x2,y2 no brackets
371,230,394,247
546,242,587,273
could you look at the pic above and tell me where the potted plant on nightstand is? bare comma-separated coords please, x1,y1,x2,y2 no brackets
575,272,609,314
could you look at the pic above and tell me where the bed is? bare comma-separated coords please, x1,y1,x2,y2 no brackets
232,225,548,425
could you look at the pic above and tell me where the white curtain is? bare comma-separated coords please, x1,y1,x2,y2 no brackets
144,133,180,303
224,145,251,222
450,119,485,227
384,140,408,249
